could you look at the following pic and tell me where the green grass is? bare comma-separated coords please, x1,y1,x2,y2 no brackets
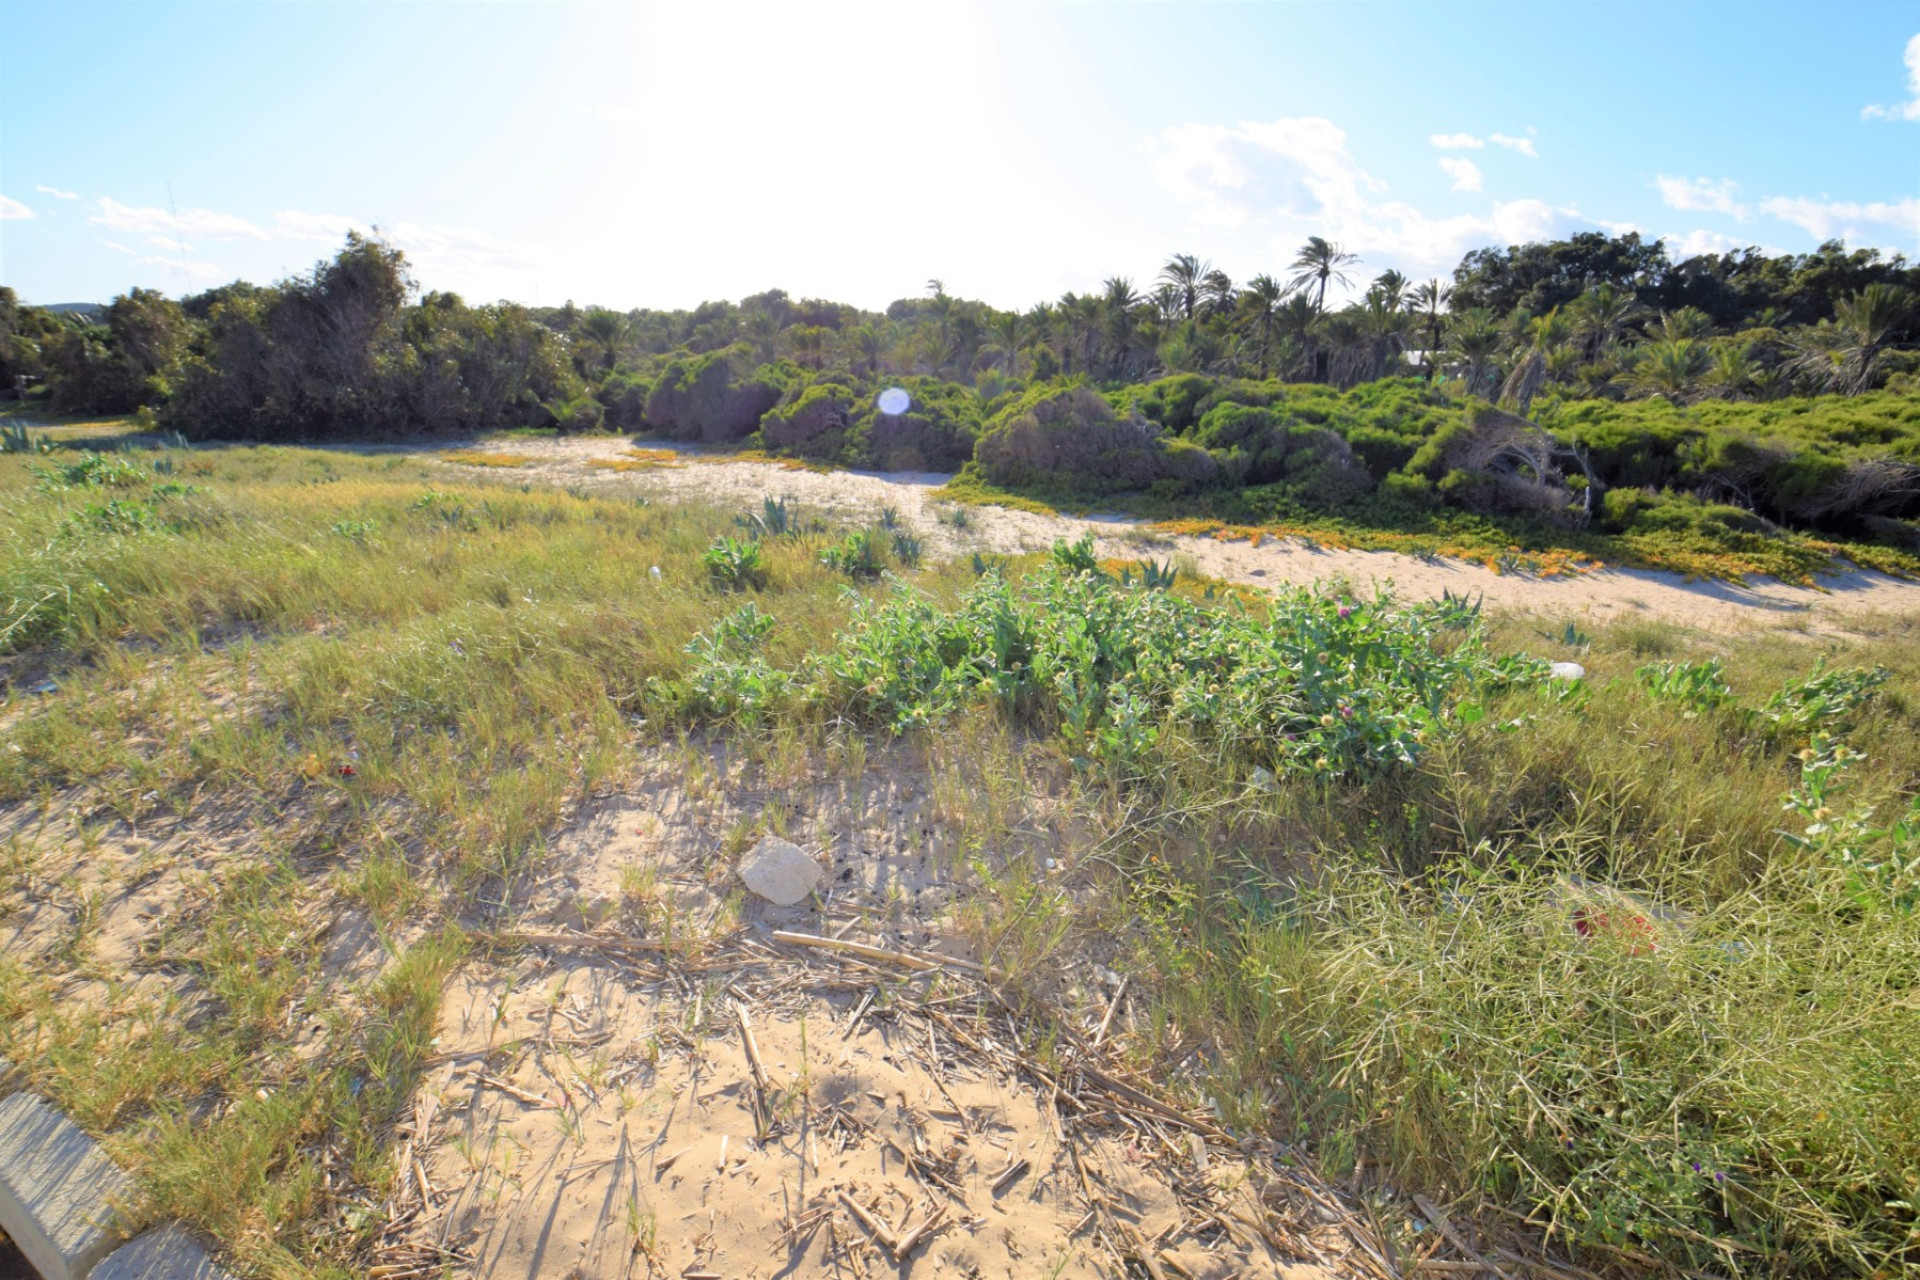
0,431,1916,1277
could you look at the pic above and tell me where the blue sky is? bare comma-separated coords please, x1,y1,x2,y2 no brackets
2,1,1915,311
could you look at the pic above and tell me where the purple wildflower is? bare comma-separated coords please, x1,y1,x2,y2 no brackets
1337,605,1352,619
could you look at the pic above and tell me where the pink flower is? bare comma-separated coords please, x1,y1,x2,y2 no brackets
1337,605,1352,619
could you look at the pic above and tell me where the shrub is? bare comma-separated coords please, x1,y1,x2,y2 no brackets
644,351,783,442
975,386,1216,495
852,377,982,472
1190,402,1374,501
761,382,853,458
598,371,652,430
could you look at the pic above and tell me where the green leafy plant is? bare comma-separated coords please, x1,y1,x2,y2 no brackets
1635,658,1735,713
1757,661,1888,741
1049,533,1101,576
738,495,802,539
1781,736,1920,912
820,529,884,579
703,536,768,591
36,451,146,490
888,530,923,568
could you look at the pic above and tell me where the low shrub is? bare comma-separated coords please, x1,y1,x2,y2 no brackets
975,386,1216,495
644,350,784,442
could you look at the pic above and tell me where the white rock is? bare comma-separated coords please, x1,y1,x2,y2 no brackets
739,837,822,906
1549,661,1586,681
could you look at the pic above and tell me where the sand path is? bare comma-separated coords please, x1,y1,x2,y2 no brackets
446,437,1920,634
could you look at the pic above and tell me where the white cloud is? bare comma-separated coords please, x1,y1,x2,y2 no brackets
1438,157,1483,192
36,185,79,201
272,210,360,243
98,240,136,255
1430,133,1484,150
134,255,231,284
1861,32,1920,121
269,210,540,283
1,195,34,220
1147,117,1384,229
1663,229,1758,258
1488,132,1538,157
1655,175,1747,218
1758,196,1920,242
90,197,268,241
1149,116,1592,286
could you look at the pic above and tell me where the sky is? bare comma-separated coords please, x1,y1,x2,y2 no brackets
1,1,1916,312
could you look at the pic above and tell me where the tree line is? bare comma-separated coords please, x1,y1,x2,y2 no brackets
2,230,1916,569
3,230,1915,428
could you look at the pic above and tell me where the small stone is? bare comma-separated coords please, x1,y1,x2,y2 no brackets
739,837,822,906
0,1092,146,1280
93,1223,235,1280
1549,661,1586,681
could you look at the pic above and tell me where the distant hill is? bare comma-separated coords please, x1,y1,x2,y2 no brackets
40,302,106,322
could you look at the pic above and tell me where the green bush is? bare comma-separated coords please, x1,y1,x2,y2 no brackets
852,377,981,471
760,381,853,458
974,386,1216,495
643,350,784,442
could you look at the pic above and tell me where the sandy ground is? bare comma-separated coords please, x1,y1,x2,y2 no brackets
376,751,1372,1280
441,438,1920,636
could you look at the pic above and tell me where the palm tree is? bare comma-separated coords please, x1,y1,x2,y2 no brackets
1102,277,1142,378
1058,292,1102,377
926,286,957,367
1790,283,1914,395
580,308,628,373
1408,278,1452,382
1632,338,1713,403
1287,237,1360,313
1500,309,1569,416
1274,294,1321,381
1149,283,1183,326
1244,273,1284,376
1568,284,1644,362
1650,307,1714,344
1708,341,1755,399
989,311,1024,373
1370,269,1408,313
850,321,886,376
744,309,782,366
1200,269,1236,319
1159,253,1210,321
1444,308,1503,397
785,324,829,370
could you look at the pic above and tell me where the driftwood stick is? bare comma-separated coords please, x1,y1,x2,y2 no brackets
892,1205,948,1260
838,1191,899,1253
772,930,947,971
1093,974,1129,1047
1413,1194,1510,1280
477,1074,557,1109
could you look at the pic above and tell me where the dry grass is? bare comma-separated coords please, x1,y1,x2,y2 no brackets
436,449,531,468
1,430,1916,1278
